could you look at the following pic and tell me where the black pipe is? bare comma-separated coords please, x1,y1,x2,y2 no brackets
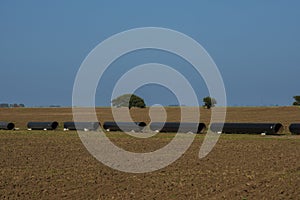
27,121,59,130
210,123,284,134
289,123,300,135
63,122,100,131
103,121,146,132
0,122,15,130
149,122,206,133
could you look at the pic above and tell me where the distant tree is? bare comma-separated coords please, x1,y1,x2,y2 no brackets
49,105,61,108
203,96,217,109
293,96,300,106
112,94,146,109
19,104,25,107
0,103,9,108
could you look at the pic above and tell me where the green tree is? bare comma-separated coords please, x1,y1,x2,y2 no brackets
203,96,217,109
293,96,300,106
112,94,146,109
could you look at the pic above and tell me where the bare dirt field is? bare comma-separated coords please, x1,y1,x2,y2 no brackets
1,107,300,199
0,106,300,131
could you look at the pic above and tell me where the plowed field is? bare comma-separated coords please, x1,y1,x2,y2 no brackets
1,107,300,199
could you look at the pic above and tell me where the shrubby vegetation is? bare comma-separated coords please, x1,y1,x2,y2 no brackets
112,94,146,109
0,103,25,108
293,96,300,106
203,96,217,109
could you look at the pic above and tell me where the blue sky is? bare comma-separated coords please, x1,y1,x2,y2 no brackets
0,1,299,107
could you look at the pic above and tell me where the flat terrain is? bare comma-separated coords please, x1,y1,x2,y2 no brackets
0,106,299,132
1,107,300,199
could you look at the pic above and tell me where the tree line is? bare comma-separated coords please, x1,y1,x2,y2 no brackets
0,103,25,108
112,94,217,109
1,95,299,109
112,94,300,109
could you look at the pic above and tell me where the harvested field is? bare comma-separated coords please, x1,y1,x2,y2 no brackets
1,107,300,199
0,106,299,132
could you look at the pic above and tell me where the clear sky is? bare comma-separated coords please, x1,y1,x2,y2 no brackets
0,1,299,107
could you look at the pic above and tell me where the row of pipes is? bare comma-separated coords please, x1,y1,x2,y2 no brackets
1,121,300,135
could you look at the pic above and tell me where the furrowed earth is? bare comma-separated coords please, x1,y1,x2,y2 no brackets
0,107,300,199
